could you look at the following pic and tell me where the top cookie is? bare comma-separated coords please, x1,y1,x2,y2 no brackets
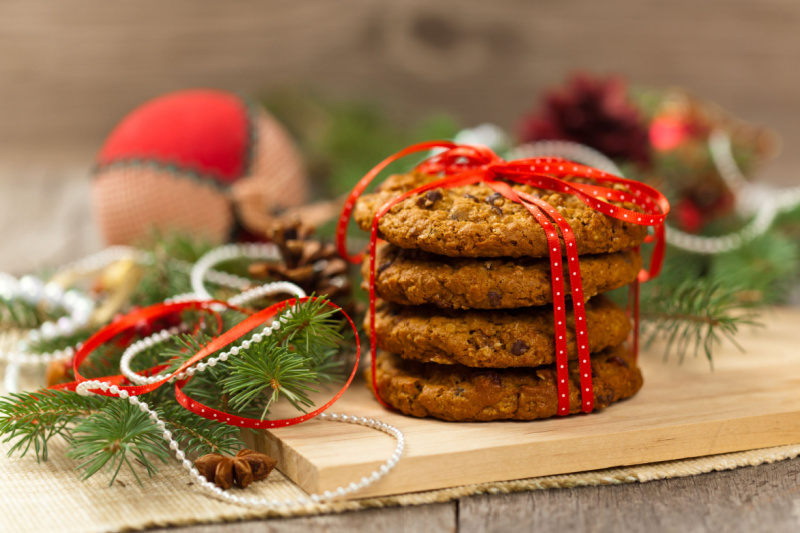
353,172,647,258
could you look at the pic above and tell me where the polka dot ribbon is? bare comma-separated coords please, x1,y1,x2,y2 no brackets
336,142,669,415
52,298,360,429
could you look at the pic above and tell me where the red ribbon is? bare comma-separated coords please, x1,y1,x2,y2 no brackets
53,297,360,429
336,142,669,414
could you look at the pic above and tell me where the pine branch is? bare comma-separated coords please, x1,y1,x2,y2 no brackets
157,318,264,418
0,297,49,330
280,297,346,361
0,389,108,461
0,387,242,485
709,232,799,304
67,400,169,486
221,298,347,419
159,403,243,457
222,340,320,419
161,299,346,419
640,279,763,365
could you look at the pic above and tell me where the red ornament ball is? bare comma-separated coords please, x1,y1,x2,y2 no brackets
92,89,308,245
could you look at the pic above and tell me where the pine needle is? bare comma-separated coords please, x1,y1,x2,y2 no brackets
221,298,347,419
67,400,168,486
640,279,763,365
0,389,107,462
709,232,799,304
159,403,243,457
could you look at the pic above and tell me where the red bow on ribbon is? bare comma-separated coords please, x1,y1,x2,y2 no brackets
53,297,360,429
336,141,669,415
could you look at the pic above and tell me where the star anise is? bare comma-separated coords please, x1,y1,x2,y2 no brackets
194,449,277,489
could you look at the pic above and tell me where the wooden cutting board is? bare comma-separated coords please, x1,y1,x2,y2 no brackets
248,307,800,499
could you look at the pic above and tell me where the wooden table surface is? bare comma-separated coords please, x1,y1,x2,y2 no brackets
150,457,800,532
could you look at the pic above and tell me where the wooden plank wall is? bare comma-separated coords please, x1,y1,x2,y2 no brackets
1,0,799,184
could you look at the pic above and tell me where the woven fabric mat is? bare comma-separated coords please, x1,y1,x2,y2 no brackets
2,347,800,532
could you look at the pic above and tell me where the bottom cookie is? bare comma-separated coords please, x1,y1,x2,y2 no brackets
370,344,642,422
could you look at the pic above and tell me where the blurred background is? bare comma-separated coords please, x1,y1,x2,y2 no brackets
2,0,800,273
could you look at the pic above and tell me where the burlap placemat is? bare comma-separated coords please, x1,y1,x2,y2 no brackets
2,341,799,532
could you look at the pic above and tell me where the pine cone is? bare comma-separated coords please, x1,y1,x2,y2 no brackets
519,73,652,168
194,449,277,490
249,218,354,311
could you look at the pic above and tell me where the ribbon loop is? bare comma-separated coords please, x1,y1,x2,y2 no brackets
54,297,360,429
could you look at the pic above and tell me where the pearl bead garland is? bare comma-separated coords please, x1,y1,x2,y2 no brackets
0,273,94,365
0,245,271,369
191,243,304,302
120,277,306,386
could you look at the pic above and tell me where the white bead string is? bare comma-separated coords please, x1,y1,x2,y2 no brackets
663,130,800,254
54,245,254,291
191,243,300,301
120,281,304,386
80,301,404,506
0,245,261,370
515,136,800,255
0,274,94,365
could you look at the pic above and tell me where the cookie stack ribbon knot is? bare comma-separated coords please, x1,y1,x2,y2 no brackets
337,141,669,417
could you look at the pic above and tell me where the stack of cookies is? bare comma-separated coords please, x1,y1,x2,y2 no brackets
354,172,647,422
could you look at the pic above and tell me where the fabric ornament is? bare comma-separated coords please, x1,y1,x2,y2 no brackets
92,89,308,245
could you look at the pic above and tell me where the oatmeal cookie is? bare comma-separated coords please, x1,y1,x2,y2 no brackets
354,172,647,258
369,344,642,422
368,295,630,368
364,244,641,309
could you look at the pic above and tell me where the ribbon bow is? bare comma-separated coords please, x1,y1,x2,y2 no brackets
337,141,669,415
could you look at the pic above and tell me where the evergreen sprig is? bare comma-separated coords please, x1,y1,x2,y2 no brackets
223,342,318,417
640,279,762,364
221,298,346,419
159,403,243,457
0,389,107,461
67,400,168,486
709,232,799,303
0,297,49,330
